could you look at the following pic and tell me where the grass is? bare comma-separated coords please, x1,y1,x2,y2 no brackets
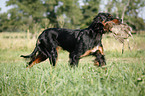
0,32,145,96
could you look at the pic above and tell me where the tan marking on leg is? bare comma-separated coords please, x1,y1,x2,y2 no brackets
80,50,92,58
94,61,99,66
98,46,104,55
80,46,99,58
101,62,106,66
27,54,43,69
102,20,106,26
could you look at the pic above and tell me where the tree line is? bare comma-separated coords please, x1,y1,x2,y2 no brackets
0,0,145,33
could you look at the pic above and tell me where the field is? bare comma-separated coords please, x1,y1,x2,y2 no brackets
0,32,145,96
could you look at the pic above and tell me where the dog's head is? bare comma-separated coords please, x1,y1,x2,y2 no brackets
92,13,122,32
94,13,122,25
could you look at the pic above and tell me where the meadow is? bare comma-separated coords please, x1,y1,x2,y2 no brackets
0,32,145,96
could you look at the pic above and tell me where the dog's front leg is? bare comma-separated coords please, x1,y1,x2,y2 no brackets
69,42,84,67
69,52,80,67
93,50,106,66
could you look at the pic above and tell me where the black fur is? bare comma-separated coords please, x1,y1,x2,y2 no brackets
21,13,121,68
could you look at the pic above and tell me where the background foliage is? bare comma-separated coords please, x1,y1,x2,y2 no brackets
0,0,145,33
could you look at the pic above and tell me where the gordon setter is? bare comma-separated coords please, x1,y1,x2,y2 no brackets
21,13,121,68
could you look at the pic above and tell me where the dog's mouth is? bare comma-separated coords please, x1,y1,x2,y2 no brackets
110,18,122,24
102,18,122,32
102,18,121,25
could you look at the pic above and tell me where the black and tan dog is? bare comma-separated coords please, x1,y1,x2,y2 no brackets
21,13,121,68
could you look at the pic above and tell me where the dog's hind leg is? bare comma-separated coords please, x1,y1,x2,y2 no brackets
47,33,58,66
40,37,58,66
26,42,51,68
50,48,58,66
46,42,58,66
27,53,47,68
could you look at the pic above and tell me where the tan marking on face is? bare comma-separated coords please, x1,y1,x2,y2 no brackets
102,20,106,26
102,18,120,26
110,19,121,24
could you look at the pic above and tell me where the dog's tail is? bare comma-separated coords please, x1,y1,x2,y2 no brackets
20,46,38,58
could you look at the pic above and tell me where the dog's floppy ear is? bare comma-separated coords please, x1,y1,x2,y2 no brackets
88,22,104,36
89,14,104,29
93,15,102,23
93,13,107,23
